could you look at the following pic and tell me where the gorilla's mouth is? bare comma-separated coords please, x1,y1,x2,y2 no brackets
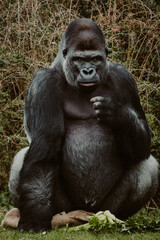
79,82,98,87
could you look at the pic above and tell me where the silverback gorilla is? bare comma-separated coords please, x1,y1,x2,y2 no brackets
8,18,158,232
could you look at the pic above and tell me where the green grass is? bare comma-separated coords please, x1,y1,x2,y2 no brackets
1,211,160,240
0,227,160,240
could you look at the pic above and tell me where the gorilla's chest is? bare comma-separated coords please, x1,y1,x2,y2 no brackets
63,85,109,120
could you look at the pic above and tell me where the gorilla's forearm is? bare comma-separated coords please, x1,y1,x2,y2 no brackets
18,160,58,231
115,106,151,163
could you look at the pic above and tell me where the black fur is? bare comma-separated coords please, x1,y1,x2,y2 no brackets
9,18,158,232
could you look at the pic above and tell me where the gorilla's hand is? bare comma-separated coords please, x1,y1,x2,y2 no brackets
18,218,51,233
90,96,120,126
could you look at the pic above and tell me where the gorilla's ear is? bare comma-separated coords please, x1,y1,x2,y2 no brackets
62,49,68,58
105,47,108,56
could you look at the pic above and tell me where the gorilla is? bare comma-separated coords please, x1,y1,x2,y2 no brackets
8,18,158,232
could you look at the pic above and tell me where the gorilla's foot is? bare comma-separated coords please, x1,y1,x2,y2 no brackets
2,208,93,229
1,208,20,228
51,210,93,228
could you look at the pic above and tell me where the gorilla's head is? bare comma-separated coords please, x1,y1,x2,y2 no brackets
61,18,108,90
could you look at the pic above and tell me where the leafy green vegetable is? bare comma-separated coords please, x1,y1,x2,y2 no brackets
68,210,160,233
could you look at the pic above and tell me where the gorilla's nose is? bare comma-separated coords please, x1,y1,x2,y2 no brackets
80,68,96,80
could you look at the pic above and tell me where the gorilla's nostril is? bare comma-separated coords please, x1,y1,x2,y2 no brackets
81,68,96,78
83,69,89,75
89,69,93,75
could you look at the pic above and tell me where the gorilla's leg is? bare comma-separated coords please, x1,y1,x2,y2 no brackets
12,151,73,210
2,148,28,229
9,147,29,207
99,155,159,219
7,147,74,231
4,147,90,229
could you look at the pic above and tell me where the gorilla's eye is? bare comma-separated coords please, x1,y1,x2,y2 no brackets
72,57,83,62
92,56,102,62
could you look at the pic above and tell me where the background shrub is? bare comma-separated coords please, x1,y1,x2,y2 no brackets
0,0,160,207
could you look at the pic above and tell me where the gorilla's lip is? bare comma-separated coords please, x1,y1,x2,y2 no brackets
79,82,98,87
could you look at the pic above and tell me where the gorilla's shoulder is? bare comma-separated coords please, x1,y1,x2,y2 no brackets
108,61,132,77
107,61,136,88
32,67,64,85
28,67,64,99
33,68,59,79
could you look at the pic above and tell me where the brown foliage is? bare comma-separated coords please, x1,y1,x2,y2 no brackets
0,0,160,205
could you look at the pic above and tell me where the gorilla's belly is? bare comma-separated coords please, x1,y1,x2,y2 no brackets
62,119,123,209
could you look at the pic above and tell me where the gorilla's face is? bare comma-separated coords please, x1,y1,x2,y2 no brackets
63,48,107,90
62,28,108,90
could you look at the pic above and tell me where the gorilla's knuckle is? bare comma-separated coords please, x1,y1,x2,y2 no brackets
95,109,100,115
93,102,102,109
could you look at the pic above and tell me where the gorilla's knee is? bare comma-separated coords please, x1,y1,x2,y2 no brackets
9,147,29,207
139,155,158,192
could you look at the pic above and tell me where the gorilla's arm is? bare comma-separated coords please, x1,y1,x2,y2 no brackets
91,63,151,164
18,68,64,232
